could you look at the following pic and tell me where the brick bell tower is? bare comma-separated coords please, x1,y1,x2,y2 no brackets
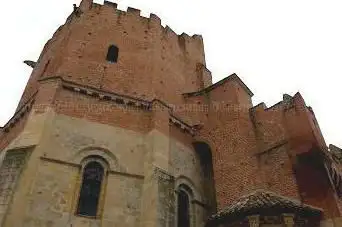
1,0,341,227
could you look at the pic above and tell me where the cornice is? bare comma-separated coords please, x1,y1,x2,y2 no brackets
40,76,196,136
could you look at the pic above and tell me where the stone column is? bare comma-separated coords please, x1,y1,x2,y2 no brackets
282,213,295,227
247,215,260,227
140,100,173,227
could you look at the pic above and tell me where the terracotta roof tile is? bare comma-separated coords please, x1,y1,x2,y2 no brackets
208,190,323,224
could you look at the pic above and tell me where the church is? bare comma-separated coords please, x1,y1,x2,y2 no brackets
0,0,341,226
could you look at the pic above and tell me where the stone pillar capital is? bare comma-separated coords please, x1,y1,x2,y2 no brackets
247,215,260,227
282,213,295,227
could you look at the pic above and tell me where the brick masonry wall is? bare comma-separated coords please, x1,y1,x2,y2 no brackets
17,15,73,111
54,88,152,134
296,160,340,219
18,0,211,113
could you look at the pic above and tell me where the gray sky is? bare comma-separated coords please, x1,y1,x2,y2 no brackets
0,0,341,147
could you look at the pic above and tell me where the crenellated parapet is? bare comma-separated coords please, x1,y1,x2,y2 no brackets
80,0,204,45
250,92,327,154
17,0,209,113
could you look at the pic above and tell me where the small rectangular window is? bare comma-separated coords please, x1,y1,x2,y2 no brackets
106,45,119,63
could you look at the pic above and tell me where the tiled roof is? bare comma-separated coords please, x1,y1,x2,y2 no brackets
208,190,323,224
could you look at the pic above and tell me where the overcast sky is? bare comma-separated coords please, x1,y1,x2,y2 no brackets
0,0,341,147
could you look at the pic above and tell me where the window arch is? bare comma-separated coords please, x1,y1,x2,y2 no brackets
106,45,119,63
76,161,104,217
177,184,193,227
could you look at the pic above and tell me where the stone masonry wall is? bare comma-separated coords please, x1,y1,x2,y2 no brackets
0,106,209,227
0,110,149,227
170,132,208,226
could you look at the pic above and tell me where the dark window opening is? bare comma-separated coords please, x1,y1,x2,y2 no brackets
194,142,217,215
76,161,104,217
178,190,190,227
106,45,119,63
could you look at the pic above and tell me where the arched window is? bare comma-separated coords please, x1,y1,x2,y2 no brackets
106,45,119,63
177,188,191,227
76,161,104,217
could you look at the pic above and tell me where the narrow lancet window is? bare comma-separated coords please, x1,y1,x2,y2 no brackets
106,45,119,63
77,161,104,217
178,190,191,227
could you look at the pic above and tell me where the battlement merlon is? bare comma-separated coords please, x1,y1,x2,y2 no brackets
78,0,204,45
79,0,92,12
249,92,328,153
104,1,117,9
250,92,309,113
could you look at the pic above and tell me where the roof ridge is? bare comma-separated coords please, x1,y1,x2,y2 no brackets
217,189,323,217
